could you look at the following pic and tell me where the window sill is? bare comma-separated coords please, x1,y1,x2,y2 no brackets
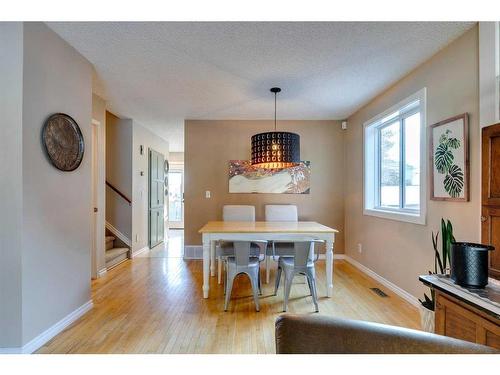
363,208,426,225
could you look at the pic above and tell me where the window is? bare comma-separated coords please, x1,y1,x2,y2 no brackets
364,88,426,224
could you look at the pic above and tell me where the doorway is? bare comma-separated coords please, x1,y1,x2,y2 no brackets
90,119,105,279
168,165,184,229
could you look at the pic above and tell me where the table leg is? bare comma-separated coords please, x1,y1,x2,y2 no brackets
326,238,334,297
210,240,216,277
203,235,210,298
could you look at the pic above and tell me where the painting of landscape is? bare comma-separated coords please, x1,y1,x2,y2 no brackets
229,160,310,194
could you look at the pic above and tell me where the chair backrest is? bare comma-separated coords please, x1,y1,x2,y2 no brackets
223,205,255,222
233,241,253,266
292,242,314,267
265,205,298,222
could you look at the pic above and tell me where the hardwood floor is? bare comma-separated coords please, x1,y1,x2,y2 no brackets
36,255,420,354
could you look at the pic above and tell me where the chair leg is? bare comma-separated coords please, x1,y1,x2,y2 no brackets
249,270,260,312
306,274,313,296
274,265,282,295
258,268,262,295
217,256,222,284
265,255,270,284
224,270,235,311
308,269,319,312
283,272,293,312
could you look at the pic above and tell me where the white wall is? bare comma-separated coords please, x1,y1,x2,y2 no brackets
20,22,93,344
132,123,169,254
0,22,24,348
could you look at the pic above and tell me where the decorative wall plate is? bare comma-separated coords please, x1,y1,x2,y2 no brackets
42,113,84,171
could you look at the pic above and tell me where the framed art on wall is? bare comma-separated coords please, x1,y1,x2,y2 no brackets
228,160,310,194
429,113,469,201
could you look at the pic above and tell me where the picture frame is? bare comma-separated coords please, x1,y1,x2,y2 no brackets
429,113,469,202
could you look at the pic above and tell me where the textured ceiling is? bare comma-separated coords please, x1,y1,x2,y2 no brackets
47,22,474,152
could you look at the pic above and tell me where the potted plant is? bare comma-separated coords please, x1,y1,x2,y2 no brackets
419,219,455,333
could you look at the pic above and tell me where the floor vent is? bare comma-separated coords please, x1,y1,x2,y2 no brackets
370,287,388,297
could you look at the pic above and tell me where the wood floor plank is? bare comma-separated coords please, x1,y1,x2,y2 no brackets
36,256,420,354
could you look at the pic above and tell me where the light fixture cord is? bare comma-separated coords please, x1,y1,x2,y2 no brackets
274,91,277,131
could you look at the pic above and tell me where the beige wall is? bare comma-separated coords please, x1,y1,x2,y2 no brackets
0,22,23,348
106,111,133,239
169,152,184,164
132,122,169,254
185,120,345,252
21,22,93,344
344,26,480,299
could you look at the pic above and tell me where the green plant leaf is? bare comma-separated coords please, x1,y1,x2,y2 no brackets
441,219,447,270
447,137,461,149
434,143,454,174
444,164,464,198
431,231,444,274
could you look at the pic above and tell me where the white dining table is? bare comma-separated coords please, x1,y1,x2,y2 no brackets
198,221,338,299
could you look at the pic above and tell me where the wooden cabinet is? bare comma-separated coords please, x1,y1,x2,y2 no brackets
435,291,500,349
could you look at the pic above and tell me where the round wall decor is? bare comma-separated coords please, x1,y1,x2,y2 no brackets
42,113,84,172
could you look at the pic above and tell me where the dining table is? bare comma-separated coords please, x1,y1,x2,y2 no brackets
198,221,338,299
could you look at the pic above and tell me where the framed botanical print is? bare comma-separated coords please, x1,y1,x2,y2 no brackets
429,113,469,201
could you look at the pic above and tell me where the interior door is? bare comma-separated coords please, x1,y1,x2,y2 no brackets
481,123,500,279
149,149,165,248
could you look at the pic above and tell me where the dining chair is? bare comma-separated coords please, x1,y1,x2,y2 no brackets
217,205,262,284
264,205,298,283
273,240,324,313
224,240,267,312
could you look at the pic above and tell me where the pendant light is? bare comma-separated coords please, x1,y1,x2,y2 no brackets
251,87,300,169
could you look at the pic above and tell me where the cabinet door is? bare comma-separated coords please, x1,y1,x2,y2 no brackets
435,293,500,349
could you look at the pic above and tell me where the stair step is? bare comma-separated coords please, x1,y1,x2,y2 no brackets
105,236,115,250
105,247,129,263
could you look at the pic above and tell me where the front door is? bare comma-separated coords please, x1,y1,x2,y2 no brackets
149,149,165,248
481,123,500,279
168,169,184,229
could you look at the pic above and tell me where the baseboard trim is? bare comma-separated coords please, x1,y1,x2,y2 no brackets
105,221,131,247
97,268,107,278
132,246,149,258
342,255,420,308
0,300,93,354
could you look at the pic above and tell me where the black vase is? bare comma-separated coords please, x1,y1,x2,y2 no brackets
450,242,495,288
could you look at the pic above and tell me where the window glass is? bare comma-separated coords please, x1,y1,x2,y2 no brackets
404,112,421,210
379,121,400,208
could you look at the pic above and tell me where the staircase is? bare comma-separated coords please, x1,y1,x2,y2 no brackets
105,235,129,269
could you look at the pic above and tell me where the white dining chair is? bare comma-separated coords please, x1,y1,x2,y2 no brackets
217,205,262,284
264,205,298,283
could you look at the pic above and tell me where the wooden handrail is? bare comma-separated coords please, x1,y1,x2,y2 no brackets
106,180,132,205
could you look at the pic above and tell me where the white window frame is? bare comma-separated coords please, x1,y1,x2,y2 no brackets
363,88,427,225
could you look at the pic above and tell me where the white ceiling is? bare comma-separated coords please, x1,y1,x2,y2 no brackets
47,22,474,152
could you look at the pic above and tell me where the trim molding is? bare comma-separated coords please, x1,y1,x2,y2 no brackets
97,268,107,278
0,300,93,354
342,255,420,307
105,221,131,247
132,246,149,258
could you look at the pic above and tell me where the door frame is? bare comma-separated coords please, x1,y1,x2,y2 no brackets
90,119,106,279
167,163,184,229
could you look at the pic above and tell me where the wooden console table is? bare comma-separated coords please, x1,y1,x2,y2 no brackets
420,274,500,350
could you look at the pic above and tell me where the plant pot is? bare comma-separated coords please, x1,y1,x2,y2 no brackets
419,305,435,333
450,242,495,288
